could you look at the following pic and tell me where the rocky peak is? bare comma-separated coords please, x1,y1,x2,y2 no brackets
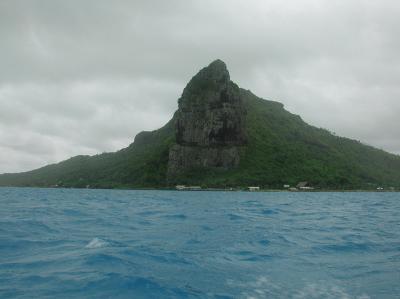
167,60,247,179
175,60,246,147
193,59,229,81
181,59,229,98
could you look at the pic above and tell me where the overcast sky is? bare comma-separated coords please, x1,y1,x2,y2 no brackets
1,0,399,173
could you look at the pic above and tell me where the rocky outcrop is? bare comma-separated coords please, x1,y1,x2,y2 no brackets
167,59,247,179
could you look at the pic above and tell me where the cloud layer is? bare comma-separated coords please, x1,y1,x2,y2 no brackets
1,0,399,173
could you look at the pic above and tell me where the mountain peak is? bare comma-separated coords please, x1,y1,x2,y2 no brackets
168,59,246,178
181,59,230,98
206,59,228,73
201,59,229,81
3,60,400,190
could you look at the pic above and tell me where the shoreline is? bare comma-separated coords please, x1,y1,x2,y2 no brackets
0,186,398,193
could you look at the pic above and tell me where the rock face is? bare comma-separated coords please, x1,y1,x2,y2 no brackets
167,60,247,179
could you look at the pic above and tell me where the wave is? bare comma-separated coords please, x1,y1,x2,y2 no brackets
85,237,109,249
1,188,398,298
234,276,371,299
164,214,187,220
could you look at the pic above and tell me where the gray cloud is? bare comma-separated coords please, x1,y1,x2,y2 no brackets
1,0,399,173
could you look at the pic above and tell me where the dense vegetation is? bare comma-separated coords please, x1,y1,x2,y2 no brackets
0,120,175,189
1,90,400,190
171,90,400,189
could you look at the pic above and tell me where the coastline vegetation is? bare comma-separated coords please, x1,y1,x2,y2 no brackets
1,90,399,190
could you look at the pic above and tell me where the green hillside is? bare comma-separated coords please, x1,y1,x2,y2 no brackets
1,61,400,190
0,120,175,189
167,89,400,189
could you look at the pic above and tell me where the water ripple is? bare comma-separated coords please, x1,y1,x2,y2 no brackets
0,188,399,298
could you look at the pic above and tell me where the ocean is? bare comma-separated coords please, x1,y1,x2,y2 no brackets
0,188,399,298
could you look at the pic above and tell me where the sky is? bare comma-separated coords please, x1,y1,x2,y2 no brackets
1,0,399,173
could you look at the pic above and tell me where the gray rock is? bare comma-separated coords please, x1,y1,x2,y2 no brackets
167,59,247,179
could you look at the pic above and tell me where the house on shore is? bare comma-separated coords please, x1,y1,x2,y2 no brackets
248,186,260,192
296,182,314,190
175,185,202,191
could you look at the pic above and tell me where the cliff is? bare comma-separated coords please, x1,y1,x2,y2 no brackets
167,60,246,179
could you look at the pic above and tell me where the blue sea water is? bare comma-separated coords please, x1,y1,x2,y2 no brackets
0,188,399,299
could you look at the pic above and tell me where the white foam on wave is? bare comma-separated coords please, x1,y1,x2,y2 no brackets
85,237,108,249
293,283,371,299
228,276,371,299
